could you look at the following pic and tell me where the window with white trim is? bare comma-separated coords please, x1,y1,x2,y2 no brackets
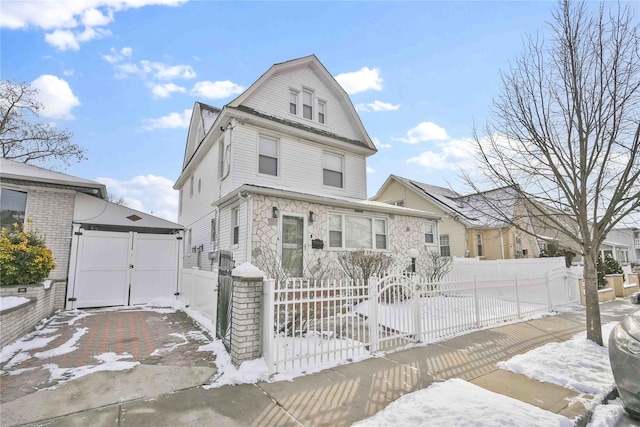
302,89,313,120
289,90,298,115
258,135,278,176
231,206,240,246
328,213,387,250
323,152,343,188
424,222,435,245
0,188,27,231
440,234,450,257
476,232,484,257
318,101,326,124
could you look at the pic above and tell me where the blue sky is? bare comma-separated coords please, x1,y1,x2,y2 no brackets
2,1,585,222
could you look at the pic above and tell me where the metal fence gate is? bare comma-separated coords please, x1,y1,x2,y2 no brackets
216,250,234,350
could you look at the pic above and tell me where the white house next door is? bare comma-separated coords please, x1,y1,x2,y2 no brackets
281,215,304,277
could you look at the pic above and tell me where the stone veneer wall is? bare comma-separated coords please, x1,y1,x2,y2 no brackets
251,194,427,279
0,282,64,347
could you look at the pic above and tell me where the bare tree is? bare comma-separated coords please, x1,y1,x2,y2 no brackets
464,1,639,345
107,193,129,207
1,80,86,168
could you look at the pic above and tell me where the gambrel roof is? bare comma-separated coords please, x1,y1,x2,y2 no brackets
176,55,376,188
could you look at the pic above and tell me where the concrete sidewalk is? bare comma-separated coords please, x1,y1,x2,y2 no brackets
5,300,637,427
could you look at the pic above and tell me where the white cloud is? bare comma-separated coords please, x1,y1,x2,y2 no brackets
1,0,187,49
102,46,132,64
407,137,477,170
394,121,449,144
142,109,191,130
372,137,391,149
97,175,178,222
366,166,375,174
115,60,196,80
30,75,81,119
335,67,383,94
149,83,187,99
356,100,400,113
191,80,245,99
63,69,74,76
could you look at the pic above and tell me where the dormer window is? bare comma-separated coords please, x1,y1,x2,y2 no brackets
289,91,298,115
303,89,313,120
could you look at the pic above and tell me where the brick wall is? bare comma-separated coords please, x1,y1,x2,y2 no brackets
0,282,64,347
25,189,75,281
230,267,264,367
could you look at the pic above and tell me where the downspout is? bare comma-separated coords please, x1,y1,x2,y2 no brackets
245,193,253,264
500,228,505,259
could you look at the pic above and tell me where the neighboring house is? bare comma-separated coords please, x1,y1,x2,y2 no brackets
370,175,474,257
0,158,183,309
455,187,540,260
174,55,441,278
603,228,638,264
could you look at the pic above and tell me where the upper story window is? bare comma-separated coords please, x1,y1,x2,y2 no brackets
302,89,313,120
323,152,343,188
289,91,298,115
258,135,278,176
318,101,326,124
328,213,387,250
0,188,27,232
424,222,435,245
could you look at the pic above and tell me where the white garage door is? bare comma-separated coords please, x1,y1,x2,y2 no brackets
69,230,179,309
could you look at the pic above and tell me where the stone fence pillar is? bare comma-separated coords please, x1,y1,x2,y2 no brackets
230,262,264,367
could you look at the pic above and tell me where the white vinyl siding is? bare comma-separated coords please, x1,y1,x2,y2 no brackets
189,176,194,197
241,65,360,141
258,135,278,176
323,152,343,188
229,125,367,199
328,213,387,250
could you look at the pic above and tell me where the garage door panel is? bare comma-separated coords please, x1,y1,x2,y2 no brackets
130,234,178,305
74,231,130,308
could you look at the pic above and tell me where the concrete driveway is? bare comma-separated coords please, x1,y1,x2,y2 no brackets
0,308,218,426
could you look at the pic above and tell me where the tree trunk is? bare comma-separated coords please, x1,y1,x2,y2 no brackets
583,249,603,345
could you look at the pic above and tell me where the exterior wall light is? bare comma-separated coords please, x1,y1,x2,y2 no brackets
272,207,280,218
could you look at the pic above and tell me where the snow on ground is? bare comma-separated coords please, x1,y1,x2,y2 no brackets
587,398,626,427
41,352,139,388
33,327,88,359
0,296,30,312
353,378,573,427
498,322,618,399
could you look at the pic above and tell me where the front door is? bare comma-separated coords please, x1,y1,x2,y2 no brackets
281,215,304,277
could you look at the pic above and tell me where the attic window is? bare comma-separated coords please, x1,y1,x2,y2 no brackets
127,214,142,222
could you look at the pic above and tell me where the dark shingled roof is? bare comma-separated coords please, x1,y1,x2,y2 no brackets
230,105,371,150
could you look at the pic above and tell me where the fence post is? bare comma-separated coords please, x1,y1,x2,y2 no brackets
545,271,553,311
262,278,275,375
413,277,422,342
473,275,480,328
514,274,521,318
368,277,379,353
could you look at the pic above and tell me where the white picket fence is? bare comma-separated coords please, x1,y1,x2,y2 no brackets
262,268,580,375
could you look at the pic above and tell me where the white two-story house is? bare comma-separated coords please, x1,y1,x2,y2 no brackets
174,55,441,278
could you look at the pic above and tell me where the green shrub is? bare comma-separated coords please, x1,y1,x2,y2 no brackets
603,254,623,275
0,221,55,285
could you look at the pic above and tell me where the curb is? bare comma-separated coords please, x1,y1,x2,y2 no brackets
575,387,619,427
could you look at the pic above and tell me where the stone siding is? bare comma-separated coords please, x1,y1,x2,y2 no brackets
251,194,427,279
